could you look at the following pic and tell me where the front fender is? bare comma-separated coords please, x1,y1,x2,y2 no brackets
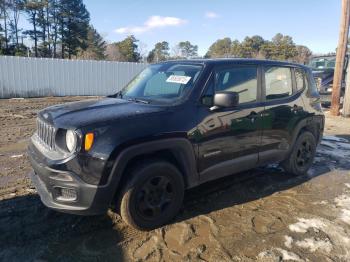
103,138,199,205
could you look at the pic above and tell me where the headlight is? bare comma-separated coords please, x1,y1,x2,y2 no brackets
65,130,77,152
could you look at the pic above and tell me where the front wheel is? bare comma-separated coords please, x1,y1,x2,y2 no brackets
281,131,317,176
119,160,184,230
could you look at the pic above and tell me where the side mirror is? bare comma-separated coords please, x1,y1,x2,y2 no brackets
211,91,239,110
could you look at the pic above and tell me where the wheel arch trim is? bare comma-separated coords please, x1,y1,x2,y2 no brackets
105,138,199,205
290,115,324,150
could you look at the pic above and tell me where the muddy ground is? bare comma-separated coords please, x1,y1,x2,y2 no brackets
1,97,350,262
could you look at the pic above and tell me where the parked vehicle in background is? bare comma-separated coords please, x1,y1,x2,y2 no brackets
309,55,348,106
28,59,324,230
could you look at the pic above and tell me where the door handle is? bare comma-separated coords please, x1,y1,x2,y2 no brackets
247,111,258,123
291,104,302,114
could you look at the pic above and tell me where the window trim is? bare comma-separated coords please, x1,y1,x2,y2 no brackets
199,64,262,108
198,70,215,106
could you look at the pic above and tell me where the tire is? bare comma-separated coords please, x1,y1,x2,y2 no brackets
281,131,317,176
119,160,184,230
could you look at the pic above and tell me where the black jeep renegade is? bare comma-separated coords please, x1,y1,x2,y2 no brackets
28,59,324,230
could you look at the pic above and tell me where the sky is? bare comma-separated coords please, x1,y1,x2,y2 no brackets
84,0,341,56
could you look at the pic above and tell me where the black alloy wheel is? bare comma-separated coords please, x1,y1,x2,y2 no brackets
282,131,317,176
119,160,184,230
296,139,313,168
136,175,174,220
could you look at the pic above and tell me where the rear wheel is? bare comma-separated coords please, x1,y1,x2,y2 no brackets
119,160,184,230
282,131,317,176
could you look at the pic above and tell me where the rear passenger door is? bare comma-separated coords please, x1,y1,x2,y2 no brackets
259,65,306,164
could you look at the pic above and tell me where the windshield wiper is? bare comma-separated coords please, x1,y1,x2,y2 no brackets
127,98,150,104
107,91,123,99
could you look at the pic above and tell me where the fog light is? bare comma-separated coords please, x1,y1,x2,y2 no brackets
55,187,77,201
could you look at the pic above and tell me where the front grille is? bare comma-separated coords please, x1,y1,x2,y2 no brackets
36,118,56,150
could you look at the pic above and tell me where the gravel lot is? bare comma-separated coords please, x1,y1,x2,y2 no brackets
0,97,350,261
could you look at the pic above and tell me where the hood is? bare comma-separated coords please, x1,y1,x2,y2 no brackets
38,98,167,129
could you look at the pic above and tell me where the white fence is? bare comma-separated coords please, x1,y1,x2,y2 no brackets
0,56,147,98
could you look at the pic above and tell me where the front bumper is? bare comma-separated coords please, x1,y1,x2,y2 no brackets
27,142,116,216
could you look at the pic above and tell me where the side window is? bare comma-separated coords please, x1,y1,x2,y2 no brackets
295,68,308,91
215,66,258,104
265,66,292,100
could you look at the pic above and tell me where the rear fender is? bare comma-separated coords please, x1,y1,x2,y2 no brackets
290,116,324,150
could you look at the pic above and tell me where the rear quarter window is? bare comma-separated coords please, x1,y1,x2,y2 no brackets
295,68,309,91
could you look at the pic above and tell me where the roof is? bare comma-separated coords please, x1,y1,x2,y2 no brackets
159,58,309,69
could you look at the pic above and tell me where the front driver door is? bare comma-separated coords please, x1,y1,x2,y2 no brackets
194,64,264,183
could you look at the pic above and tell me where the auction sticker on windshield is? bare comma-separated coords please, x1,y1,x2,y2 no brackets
166,75,191,84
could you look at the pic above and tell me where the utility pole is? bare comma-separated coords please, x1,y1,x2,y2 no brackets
331,0,350,116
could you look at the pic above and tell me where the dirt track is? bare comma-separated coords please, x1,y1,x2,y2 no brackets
1,97,350,261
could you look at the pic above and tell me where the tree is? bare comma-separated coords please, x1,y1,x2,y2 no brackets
8,0,23,49
137,41,147,62
205,37,232,58
0,0,101,58
36,0,50,56
105,43,123,61
294,45,312,64
268,33,298,60
205,34,310,62
24,0,45,57
239,35,265,58
113,35,141,62
230,39,242,57
49,0,60,57
59,0,90,59
0,21,4,52
0,0,10,52
77,25,106,60
147,41,169,62
176,41,198,58
205,36,267,59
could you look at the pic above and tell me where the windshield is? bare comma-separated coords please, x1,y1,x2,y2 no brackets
308,57,336,69
119,63,203,104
